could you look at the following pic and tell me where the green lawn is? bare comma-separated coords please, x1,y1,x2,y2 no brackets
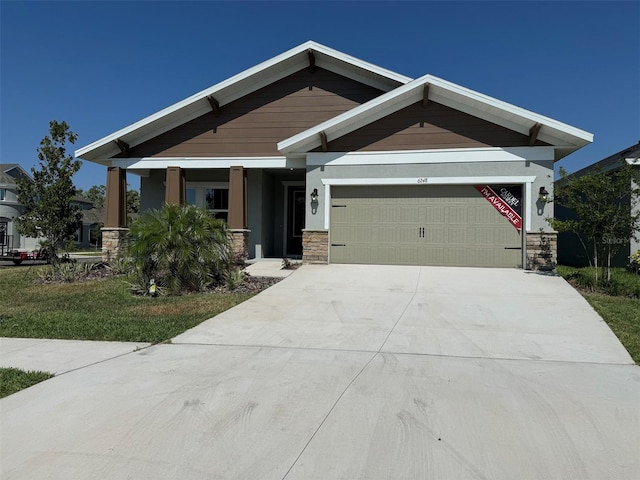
0,368,54,399
582,293,640,363
0,266,254,343
557,266,640,364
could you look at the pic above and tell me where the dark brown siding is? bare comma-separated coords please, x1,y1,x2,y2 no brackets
127,68,383,158
317,101,549,152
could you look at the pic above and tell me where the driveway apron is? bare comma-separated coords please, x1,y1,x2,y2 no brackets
2,265,639,479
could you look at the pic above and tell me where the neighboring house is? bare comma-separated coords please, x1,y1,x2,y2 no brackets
71,196,104,249
0,164,40,253
75,41,592,269
0,164,103,253
555,141,640,267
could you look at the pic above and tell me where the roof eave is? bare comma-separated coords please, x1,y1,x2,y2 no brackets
278,74,593,158
75,41,411,162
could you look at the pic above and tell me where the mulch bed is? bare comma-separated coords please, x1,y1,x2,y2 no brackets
33,262,283,294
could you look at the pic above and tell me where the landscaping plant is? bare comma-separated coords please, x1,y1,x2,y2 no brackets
629,250,640,275
15,120,82,270
550,162,640,284
128,203,230,295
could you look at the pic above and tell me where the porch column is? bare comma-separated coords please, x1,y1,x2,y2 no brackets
228,166,250,264
102,166,128,262
228,166,247,229
165,166,185,205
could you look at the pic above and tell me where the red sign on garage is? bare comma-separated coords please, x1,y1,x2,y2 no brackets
474,185,522,231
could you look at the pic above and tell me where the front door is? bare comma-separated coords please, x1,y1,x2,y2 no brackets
286,186,305,256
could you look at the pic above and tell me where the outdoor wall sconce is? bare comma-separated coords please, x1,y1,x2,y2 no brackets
310,188,319,203
538,186,550,203
537,186,550,215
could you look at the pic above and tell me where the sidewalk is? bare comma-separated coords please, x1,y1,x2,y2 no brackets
0,338,150,375
244,258,299,278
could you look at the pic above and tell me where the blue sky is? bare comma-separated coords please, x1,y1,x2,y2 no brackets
1,1,638,192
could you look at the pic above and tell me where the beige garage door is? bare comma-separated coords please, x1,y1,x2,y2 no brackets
330,185,523,267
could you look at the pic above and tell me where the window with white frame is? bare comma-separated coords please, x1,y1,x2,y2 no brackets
185,183,229,222
0,188,5,201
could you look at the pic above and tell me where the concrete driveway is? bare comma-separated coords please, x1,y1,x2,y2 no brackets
2,265,639,479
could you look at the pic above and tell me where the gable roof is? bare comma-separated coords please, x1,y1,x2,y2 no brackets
75,41,412,163
278,74,593,160
0,164,32,185
567,141,640,178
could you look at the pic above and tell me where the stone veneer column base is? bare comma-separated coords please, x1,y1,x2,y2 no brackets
229,229,250,265
101,227,130,263
302,229,329,264
526,231,558,271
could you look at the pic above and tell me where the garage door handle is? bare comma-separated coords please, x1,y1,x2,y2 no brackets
331,243,346,247
332,205,347,208
504,247,522,250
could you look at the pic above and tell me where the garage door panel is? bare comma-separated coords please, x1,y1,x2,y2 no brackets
330,185,522,268
424,227,445,243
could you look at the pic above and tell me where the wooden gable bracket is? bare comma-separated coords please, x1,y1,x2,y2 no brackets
422,83,430,108
114,139,130,157
207,95,221,116
528,123,542,145
320,131,328,152
308,49,317,73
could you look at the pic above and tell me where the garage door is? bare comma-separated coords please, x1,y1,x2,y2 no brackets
330,185,523,267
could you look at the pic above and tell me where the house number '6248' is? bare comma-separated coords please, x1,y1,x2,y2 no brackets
417,177,428,184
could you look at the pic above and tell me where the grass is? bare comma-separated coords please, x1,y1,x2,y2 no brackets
556,265,640,363
0,266,254,343
0,368,54,399
556,265,640,298
583,293,640,363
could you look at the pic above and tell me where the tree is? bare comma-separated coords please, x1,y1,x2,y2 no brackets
84,185,106,207
126,187,140,222
550,163,640,284
128,204,230,295
82,183,138,217
16,121,82,266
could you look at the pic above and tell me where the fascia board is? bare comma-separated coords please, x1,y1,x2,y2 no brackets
427,76,593,146
4,164,32,178
75,52,309,160
1,165,34,183
76,41,410,161
279,73,593,155
311,45,412,87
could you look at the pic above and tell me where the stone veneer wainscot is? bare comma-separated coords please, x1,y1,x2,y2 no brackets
229,229,250,265
302,229,329,264
101,227,129,262
526,231,557,271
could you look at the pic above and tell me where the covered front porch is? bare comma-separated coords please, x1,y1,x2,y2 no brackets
101,165,307,262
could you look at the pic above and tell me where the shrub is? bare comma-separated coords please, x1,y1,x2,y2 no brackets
224,268,246,290
128,204,230,295
108,255,134,276
629,250,640,275
557,265,640,298
36,261,95,283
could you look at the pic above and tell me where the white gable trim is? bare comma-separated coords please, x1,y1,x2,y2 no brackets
75,41,411,162
278,74,593,159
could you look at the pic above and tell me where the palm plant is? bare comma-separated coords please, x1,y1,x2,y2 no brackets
128,204,230,295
